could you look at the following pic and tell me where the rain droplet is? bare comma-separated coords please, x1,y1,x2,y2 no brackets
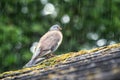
87,32,99,40
96,39,107,46
21,6,28,14
42,3,55,15
61,14,70,24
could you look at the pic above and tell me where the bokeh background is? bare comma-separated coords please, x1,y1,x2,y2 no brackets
0,0,120,73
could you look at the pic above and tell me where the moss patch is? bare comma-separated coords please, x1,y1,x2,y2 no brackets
0,43,120,78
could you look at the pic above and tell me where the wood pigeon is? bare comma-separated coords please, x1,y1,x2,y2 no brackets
24,24,63,67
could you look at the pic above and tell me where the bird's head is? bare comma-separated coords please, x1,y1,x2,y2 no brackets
49,24,62,31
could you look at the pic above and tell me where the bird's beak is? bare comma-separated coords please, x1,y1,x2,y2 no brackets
59,27,62,30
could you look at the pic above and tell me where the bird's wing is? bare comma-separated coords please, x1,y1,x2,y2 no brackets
31,30,62,61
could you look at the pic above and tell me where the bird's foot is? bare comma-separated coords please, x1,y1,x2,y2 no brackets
45,53,56,59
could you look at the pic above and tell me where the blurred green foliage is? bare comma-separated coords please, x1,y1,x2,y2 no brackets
0,0,120,73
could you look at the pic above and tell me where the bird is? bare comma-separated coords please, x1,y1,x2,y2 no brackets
24,24,63,67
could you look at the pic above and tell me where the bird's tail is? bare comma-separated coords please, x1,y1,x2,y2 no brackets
23,57,45,68
23,47,44,68
23,59,35,68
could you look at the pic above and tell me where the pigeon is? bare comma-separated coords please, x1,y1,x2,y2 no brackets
24,24,63,67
